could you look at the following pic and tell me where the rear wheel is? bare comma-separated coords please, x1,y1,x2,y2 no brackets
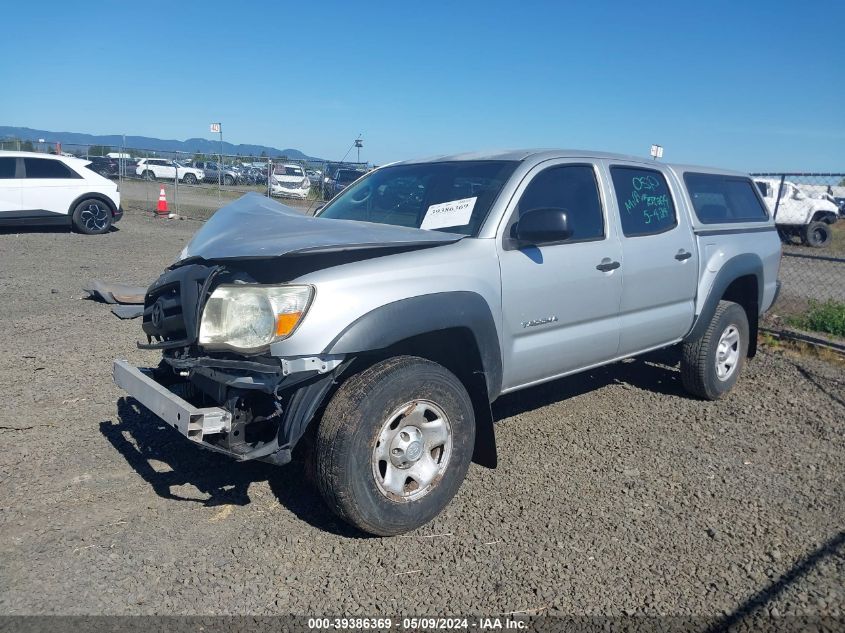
315,356,475,536
71,199,112,235
681,300,749,400
803,221,831,248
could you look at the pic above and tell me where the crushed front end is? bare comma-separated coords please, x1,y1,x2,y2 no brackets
113,261,344,466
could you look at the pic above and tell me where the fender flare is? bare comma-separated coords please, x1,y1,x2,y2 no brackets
323,292,503,468
686,253,763,344
324,291,503,399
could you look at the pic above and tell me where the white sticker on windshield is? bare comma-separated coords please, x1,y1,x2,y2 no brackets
420,197,477,230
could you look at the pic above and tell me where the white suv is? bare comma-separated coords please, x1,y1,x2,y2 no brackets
136,158,205,184
0,151,122,235
270,163,311,199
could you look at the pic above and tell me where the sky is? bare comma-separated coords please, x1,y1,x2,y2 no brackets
0,1,842,170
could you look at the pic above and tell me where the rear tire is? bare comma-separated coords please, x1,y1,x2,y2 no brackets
71,199,113,235
803,221,831,248
315,356,475,536
681,301,749,400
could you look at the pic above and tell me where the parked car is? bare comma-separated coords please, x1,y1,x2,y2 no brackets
270,163,310,199
191,160,240,186
754,178,839,247
325,168,365,199
135,158,205,184
0,150,122,234
114,149,781,535
86,156,120,178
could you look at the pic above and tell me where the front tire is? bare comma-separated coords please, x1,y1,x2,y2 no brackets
681,301,749,400
803,221,832,248
143,170,155,181
183,173,197,185
223,174,235,186
71,199,113,235
315,356,475,536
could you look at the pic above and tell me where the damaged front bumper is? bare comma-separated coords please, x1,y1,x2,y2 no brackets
112,353,346,466
113,360,232,445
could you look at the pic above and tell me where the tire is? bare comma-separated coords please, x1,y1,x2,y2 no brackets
803,221,832,248
315,356,475,536
143,170,155,181
223,174,234,186
71,199,113,235
183,173,197,185
681,300,749,400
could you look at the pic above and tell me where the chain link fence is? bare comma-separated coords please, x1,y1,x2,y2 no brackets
0,138,370,214
750,173,845,343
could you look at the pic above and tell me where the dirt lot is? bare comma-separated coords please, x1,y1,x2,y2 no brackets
0,208,843,621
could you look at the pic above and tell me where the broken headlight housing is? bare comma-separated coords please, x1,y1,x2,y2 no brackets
198,285,313,352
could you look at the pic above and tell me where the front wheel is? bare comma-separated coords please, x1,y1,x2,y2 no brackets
681,300,749,400
71,199,112,235
315,356,475,536
183,173,197,185
223,174,235,186
803,221,832,248
143,170,155,181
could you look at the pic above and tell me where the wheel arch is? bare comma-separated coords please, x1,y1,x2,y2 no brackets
323,292,502,468
811,210,838,224
688,254,763,358
67,192,118,217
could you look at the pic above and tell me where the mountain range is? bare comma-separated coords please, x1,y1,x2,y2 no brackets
0,126,312,160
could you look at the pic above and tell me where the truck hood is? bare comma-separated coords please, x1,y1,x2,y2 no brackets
179,192,464,262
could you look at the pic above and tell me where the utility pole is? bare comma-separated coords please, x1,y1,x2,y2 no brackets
354,137,363,164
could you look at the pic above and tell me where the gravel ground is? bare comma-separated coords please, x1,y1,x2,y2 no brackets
0,208,843,621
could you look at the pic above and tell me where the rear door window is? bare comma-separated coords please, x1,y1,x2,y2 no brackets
684,173,769,223
610,166,677,236
0,157,17,179
23,158,80,179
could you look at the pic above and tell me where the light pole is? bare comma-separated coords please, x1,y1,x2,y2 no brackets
211,122,222,198
355,137,363,164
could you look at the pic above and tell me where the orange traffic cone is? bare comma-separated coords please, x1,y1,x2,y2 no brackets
156,186,168,216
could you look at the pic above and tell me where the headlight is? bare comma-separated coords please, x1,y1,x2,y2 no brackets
198,285,313,351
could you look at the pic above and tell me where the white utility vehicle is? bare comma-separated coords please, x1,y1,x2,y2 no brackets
0,151,122,234
754,178,839,247
136,158,205,184
270,163,311,199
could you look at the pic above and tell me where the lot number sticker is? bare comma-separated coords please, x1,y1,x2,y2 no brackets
420,197,477,230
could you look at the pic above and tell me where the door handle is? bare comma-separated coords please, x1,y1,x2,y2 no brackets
675,250,692,261
596,259,621,272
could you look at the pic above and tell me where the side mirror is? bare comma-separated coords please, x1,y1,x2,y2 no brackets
512,208,572,244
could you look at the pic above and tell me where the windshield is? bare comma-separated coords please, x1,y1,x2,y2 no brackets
317,160,518,236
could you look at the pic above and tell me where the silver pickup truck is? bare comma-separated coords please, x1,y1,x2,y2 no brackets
114,149,781,535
